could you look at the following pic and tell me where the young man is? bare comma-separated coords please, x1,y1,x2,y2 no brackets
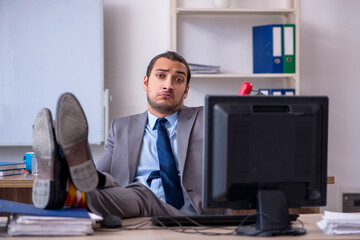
32,51,227,218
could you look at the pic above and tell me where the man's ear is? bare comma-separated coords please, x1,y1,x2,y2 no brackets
143,76,148,91
183,85,190,99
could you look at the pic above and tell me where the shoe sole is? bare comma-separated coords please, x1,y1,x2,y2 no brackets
32,109,56,209
55,93,98,192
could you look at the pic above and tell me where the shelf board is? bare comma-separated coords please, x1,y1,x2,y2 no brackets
191,73,296,79
176,8,296,15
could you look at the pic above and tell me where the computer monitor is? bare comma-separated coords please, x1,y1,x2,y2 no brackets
203,95,328,236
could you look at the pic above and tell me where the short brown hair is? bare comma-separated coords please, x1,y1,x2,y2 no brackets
146,51,191,86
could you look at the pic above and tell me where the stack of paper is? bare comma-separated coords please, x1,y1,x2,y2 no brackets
317,211,360,235
8,214,94,236
0,162,25,176
189,63,220,74
0,199,102,236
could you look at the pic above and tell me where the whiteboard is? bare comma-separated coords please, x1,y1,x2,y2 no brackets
0,0,104,145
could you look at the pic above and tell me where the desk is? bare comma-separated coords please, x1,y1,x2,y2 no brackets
0,173,34,204
3,214,359,239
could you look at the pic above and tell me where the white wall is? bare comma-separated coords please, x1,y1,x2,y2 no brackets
103,0,171,120
299,0,360,212
1,0,359,213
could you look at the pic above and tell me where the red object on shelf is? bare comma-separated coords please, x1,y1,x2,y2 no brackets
238,82,253,95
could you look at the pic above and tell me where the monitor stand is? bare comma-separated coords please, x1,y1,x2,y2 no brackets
236,190,306,237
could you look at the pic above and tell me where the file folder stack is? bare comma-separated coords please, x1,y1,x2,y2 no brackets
253,24,295,74
189,63,220,74
0,199,99,236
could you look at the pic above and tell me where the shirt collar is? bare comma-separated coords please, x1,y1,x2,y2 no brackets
148,111,179,130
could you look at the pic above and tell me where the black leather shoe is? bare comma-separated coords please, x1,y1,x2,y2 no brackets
55,92,98,192
32,108,68,209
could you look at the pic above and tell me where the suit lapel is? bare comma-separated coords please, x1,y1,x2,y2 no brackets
177,106,197,177
125,108,197,182
127,111,148,183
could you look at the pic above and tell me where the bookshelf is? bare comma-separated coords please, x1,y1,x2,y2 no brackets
170,0,300,94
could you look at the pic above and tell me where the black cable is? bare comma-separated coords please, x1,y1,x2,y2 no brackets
147,215,259,236
95,212,305,237
251,89,266,95
96,216,239,236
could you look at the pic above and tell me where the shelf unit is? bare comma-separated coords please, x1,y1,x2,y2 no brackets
170,0,300,94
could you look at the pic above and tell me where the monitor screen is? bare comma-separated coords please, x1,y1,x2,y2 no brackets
203,95,328,236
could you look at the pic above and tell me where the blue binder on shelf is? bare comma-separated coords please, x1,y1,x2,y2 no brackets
283,88,295,95
271,89,284,95
258,89,271,95
253,24,283,73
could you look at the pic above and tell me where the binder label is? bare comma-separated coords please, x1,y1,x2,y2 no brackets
284,27,294,55
273,27,282,57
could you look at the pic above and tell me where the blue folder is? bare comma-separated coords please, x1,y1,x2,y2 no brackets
253,24,283,73
271,89,284,96
0,199,89,218
283,88,295,95
258,89,271,95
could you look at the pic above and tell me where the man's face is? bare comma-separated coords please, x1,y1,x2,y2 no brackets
143,57,190,117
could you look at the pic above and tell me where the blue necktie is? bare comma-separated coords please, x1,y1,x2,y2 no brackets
152,118,184,209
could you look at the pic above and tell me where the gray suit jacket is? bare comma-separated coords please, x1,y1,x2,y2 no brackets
96,106,212,214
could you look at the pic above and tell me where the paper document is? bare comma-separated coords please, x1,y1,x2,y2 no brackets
317,211,360,235
8,214,93,236
189,63,220,74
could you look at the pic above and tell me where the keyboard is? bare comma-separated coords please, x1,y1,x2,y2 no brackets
151,213,299,226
